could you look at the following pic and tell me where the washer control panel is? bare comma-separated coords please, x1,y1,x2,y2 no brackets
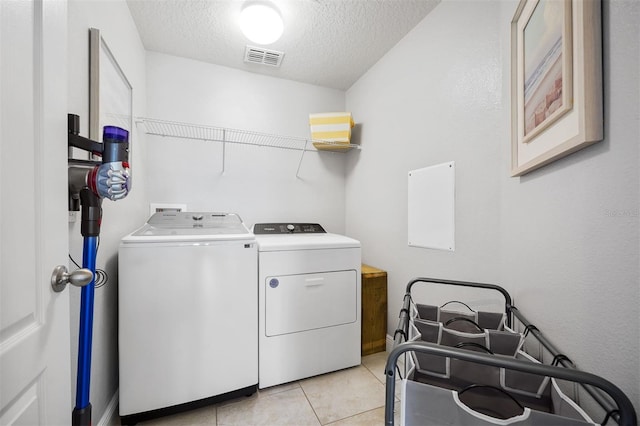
253,223,326,234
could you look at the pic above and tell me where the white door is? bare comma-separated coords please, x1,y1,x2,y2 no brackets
1,1,71,425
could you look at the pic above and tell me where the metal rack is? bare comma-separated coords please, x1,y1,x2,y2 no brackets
135,117,360,177
385,278,637,426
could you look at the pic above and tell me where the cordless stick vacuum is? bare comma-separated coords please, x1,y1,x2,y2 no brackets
68,114,131,426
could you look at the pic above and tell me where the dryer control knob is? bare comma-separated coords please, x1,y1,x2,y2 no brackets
192,214,204,221
286,224,295,232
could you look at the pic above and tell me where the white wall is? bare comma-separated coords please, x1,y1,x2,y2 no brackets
67,0,148,421
346,0,639,417
346,0,503,330
498,0,639,413
145,52,348,232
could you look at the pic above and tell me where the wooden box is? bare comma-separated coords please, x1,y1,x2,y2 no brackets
361,264,387,356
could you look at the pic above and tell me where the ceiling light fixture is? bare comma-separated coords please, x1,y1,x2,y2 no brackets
239,2,284,45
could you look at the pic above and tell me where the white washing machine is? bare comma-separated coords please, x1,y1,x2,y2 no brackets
253,223,361,389
118,212,257,422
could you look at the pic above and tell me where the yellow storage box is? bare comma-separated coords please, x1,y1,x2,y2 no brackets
309,112,355,150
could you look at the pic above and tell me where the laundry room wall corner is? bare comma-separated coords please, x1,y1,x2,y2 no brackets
344,0,503,341
145,52,348,234
67,0,148,421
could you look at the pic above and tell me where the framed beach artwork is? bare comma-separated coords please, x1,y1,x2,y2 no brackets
510,0,602,176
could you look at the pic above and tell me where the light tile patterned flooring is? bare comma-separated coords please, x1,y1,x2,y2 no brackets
136,351,401,425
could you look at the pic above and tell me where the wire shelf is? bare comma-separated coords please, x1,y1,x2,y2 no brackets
136,117,359,153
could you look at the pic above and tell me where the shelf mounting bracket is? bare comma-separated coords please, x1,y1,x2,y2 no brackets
221,129,226,173
296,140,309,178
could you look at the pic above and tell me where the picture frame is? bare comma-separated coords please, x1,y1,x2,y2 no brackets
89,28,133,151
510,0,602,177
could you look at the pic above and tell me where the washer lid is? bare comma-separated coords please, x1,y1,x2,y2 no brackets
146,211,242,228
122,212,253,242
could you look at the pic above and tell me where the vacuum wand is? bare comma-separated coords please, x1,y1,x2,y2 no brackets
68,114,130,426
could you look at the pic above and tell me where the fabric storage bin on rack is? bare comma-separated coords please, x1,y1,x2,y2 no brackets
407,301,560,415
408,300,523,384
385,278,637,426
401,350,596,425
413,301,507,332
408,320,526,386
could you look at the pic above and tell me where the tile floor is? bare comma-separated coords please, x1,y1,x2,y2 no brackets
135,351,402,425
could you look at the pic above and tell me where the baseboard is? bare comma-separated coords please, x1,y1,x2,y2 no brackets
97,389,119,426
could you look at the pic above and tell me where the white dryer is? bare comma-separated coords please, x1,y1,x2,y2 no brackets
253,223,361,389
118,212,257,423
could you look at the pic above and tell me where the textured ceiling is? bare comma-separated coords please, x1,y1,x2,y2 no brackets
126,0,441,90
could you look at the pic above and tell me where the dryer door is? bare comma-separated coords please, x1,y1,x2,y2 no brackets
265,270,357,336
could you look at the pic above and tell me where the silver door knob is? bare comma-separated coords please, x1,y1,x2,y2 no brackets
51,265,93,292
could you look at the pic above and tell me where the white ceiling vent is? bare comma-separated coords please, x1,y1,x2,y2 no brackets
244,45,284,67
